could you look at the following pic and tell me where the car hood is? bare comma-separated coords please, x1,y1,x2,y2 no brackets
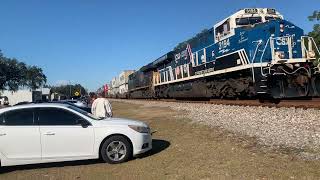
94,117,148,127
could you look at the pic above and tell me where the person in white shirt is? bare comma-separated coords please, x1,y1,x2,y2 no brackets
91,95,113,118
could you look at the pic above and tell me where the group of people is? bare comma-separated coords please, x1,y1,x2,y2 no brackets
90,94,113,118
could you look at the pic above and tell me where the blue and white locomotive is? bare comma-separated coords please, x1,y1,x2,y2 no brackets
128,8,320,100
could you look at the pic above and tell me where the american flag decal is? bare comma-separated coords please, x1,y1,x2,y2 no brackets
186,44,194,66
176,66,180,75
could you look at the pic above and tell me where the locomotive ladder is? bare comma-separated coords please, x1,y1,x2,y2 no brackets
251,39,271,95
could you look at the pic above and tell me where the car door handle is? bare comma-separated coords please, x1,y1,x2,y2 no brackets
44,132,55,136
0,133,6,136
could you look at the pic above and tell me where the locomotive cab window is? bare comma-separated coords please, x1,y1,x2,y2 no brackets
160,70,165,83
215,19,230,41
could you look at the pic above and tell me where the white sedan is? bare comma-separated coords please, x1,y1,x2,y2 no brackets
0,103,152,167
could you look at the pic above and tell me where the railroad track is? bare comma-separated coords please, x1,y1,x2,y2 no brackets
114,98,320,109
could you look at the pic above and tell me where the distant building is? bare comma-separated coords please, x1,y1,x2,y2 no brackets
1,90,42,105
1,88,51,105
38,88,51,102
50,93,67,101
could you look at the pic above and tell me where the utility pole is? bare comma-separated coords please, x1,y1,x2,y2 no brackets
69,81,71,99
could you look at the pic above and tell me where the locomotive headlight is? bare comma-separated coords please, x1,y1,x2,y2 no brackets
280,23,284,33
276,51,285,59
308,50,316,58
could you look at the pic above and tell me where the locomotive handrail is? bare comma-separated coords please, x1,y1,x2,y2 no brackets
270,35,294,61
259,38,271,77
278,66,311,77
251,39,263,82
301,36,320,54
301,36,320,73
311,37,320,63
301,36,320,61
301,38,308,58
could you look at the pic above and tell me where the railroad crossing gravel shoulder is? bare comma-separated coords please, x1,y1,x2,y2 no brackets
1,100,320,179
111,99,320,159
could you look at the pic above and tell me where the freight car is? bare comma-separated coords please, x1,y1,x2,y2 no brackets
128,8,320,100
108,70,135,98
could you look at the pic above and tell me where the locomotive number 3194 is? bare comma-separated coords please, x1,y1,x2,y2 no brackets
218,38,230,50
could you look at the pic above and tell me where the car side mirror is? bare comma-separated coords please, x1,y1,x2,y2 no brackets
78,119,91,128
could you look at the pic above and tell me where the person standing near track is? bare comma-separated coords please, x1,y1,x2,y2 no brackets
91,94,113,118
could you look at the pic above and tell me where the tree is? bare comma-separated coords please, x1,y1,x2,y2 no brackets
308,11,320,48
308,11,320,21
25,66,47,90
174,29,211,52
0,51,46,91
308,10,320,64
89,92,96,98
50,84,88,98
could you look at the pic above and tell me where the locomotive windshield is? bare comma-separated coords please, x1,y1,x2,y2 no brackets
265,16,281,21
236,17,262,26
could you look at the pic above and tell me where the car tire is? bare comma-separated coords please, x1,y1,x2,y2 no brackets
100,135,132,164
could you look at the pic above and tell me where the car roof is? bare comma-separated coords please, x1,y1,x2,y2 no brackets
0,103,70,113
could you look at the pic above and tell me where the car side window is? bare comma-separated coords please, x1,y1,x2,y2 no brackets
2,109,34,126
0,113,4,125
38,108,83,126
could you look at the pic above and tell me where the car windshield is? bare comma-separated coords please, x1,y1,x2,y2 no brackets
63,101,80,107
67,105,103,120
67,100,77,103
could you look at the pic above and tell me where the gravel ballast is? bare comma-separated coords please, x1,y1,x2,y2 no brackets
112,99,320,158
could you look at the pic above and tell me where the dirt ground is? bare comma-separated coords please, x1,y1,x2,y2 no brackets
0,101,320,180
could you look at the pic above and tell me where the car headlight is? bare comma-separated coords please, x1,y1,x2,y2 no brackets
128,125,150,133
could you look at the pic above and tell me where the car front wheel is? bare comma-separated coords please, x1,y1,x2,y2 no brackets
100,135,132,164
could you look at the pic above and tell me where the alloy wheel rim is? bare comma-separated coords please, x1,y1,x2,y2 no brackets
106,141,127,161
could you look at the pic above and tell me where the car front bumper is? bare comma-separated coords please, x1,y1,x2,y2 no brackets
132,133,152,156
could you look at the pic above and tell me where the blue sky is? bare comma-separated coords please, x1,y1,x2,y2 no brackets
0,0,318,91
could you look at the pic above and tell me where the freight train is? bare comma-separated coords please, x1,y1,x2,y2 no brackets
126,8,320,101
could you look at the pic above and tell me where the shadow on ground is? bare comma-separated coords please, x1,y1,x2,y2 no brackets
0,139,170,174
135,139,171,159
